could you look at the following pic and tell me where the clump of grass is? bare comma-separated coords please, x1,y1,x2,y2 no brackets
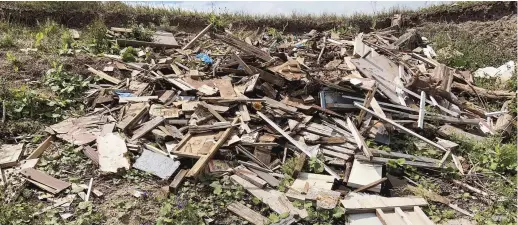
84,18,110,54
0,33,15,48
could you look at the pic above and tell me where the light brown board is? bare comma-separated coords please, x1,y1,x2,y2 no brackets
20,168,70,194
227,202,269,225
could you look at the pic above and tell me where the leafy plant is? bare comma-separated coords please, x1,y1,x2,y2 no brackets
121,46,137,62
71,201,104,225
130,24,154,42
6,51,20,72
44,62,89,99
308,156,324,173
85,18,110,54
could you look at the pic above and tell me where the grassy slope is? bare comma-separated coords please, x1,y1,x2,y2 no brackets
0,1,515,33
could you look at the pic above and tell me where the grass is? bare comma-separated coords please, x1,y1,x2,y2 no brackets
0,1,511,34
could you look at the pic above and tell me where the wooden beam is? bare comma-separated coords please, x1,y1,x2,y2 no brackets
213,33,273,62
347,117,373,160
169,169,189,192
27,136,54,159
257,112,340,180
418,91,426,129
353,177,388,193
130,116,165,141
87,67,121,84
395,207,414,225
198,102,226,122
231,53,254,75
354,102,447,152
227,202,268,225
186,117,238,177
182,23,213,50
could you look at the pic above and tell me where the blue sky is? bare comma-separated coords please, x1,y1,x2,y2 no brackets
127,1,451,16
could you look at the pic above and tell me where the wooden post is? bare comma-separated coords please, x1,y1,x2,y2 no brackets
182,23,213,50
357,84,378,126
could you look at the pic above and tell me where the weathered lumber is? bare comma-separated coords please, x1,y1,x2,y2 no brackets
451,82,515,100
87,67,121,84
227,202,269,225
182,23,213,50
257,112,340,180
354,102,447,152
347,117,373,160
198,101,226,122
213,33,273,62
186,117,238,177
355,155,441,169
130,116,165,141
20,168,71,194
341,192,428,213
234,166,267,188
169,169,189,191
353,177,388,193
27,136,54,159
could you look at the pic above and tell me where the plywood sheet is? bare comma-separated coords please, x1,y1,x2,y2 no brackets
0,143,23,168
348,159,383,193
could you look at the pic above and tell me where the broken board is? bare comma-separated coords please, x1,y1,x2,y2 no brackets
97,133,130,173
347,159,383,193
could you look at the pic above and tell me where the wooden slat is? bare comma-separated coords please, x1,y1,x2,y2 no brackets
248,167,280,187
198,101,226,122
347,117,373,160
169,169,189,191
353,177,388,193
227,202,269,225
27,136,54,159
395,207,414,225
20,168,70,194
411,206,435,225
186,117,238,177
341,192,428,213
88,67,121,84
354,102,447,152
257,112,340,180
130,116,164,141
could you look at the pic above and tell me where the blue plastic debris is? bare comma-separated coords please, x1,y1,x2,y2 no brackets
116,92,134,98
196,53,213,64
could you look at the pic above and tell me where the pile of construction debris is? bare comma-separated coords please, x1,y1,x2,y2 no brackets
1,19,515,224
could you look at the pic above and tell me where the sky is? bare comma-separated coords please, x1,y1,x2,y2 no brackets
127,1,451,16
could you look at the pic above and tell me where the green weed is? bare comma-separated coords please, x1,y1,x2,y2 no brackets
6,51,20,72
0,33,15,48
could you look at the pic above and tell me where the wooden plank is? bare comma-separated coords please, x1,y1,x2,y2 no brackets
347,117,373,160
227,202,269,225
166,78,194,91
395,207,414,225
257,112,340,180
348,159,383,193
232,53,254,75
230,175,308,218
356,155,441,169
186,117,238,177
349,213,384,225
437,124,485,142
322,149,350,160
234,166,267,188
213,33,273,62
353,177,388,193
182,23,213,50
199,101,226,122
263,97,297,113
97,133,130,173
116,39,179,48
412,206,435,225
376,209,390,225
159,90,176,103
342,192,428,213
354,102,447,152
88,67,121,84
418,91,426,129
130,116,165,141
83,146,99,165
117,103,149,130
238,104,251,122
249,167,280,187
27,136,54,160
20,168,70,194
213,79,237,98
